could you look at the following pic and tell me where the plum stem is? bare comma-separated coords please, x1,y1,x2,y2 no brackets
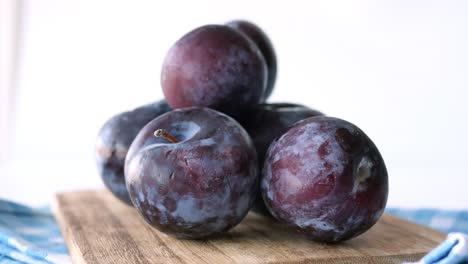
154,129,180,143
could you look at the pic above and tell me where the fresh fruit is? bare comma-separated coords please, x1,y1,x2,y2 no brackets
95,100,171,205
125,107,258,239
262,116,388,242
161,25,267,114
227,20,277,101
239,103,324,167
237,103,323,215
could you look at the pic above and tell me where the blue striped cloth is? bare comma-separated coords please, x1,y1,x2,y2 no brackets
387,209,468,264
388,208,468,234
0,200,70,264
1,199,468,264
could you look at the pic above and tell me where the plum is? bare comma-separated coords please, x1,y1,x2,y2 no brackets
161,25,267,114
262,116,388,242
226,20,277,101
95,100,171,205
237,103,323,216
125,107,258,239
238,103,323,166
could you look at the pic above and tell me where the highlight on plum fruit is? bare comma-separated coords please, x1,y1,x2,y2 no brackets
124,107,258,239
236,103,323,216
261,116,388,242
95,100,171,205
226,20,277,101
161,25,267,115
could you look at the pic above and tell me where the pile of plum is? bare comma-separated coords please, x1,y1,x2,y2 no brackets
95,20,388,242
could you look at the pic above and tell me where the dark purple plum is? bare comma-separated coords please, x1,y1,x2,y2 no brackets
95,100,171,205
125,107,258,239
161,25,267,114
239,103,324,166
262,116,388,242
226,20,277,101
237,103,323,216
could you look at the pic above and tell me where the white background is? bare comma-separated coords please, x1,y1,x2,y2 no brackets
1,0,467,208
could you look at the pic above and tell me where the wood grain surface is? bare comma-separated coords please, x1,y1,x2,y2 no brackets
52,190,445,264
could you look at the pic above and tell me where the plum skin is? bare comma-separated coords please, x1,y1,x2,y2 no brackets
262,116,388,242
125,107,258,239
236,103,323,216
226,20,277,101
161,25,267,114
238,103,324,167
95,100,171,205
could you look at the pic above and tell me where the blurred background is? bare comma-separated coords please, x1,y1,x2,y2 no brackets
0,0,467,208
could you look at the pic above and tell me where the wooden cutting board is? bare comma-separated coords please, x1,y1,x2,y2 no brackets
52,190,445,264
